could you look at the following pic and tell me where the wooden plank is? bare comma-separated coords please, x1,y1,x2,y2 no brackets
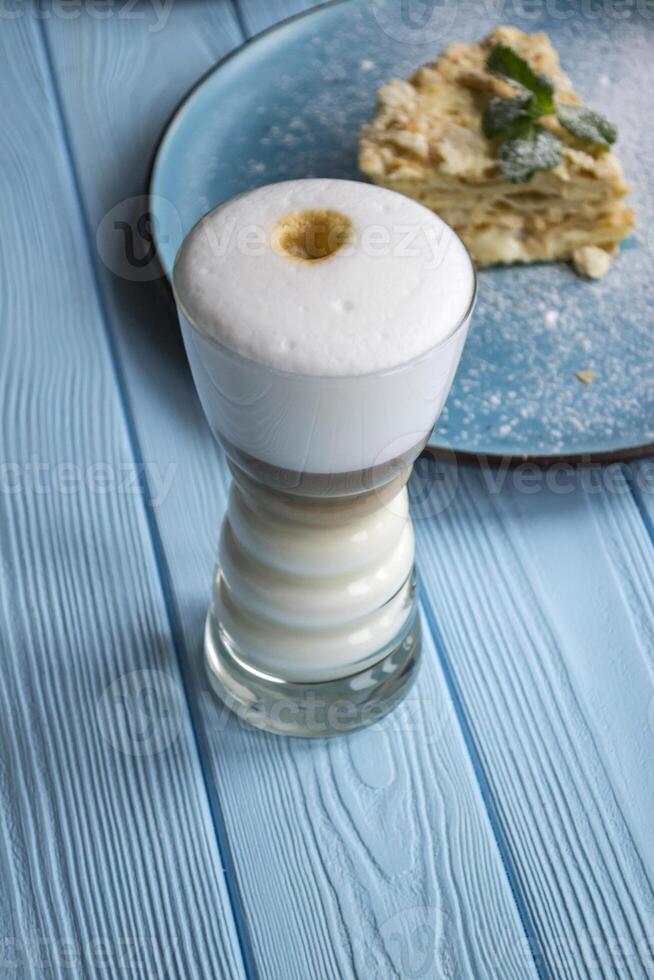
44,3,539,977
627,459,654,593
0,13,245,979
414,456,654,977
204,624,541,979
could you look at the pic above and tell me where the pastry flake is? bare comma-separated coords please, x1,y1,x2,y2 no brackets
359,27,634,276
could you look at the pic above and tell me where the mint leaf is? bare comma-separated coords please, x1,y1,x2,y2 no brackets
482,93,535,138
557,103,617,148
496,124,562,182
485,44,555,114
483,43,615,180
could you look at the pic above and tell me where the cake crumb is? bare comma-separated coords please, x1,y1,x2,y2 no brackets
572,246,612,279
576,370,597,384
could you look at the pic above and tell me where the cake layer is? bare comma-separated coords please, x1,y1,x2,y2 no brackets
359,26,635,274
382,189,633,266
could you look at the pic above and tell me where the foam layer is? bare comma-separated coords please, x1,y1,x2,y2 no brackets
173,179,475,376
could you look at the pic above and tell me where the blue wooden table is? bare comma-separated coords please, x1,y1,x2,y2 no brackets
1,2,653,977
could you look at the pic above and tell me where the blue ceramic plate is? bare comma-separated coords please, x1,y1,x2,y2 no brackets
150,0,654,459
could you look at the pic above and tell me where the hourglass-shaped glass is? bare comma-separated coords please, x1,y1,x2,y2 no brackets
173,179,476,736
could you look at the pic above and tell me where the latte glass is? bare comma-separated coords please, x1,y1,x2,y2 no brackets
173,190,476,737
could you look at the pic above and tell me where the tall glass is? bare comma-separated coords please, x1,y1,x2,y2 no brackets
173,198,476,737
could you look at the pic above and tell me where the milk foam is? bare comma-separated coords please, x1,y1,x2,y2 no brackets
173,179,475,377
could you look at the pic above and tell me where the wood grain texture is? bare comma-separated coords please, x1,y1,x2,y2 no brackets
413,457,654,978
43,3,539,978
628,459,654,575
0,12,245,979
200,622,540,979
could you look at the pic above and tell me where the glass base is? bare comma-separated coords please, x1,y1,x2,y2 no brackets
204,601,422,738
